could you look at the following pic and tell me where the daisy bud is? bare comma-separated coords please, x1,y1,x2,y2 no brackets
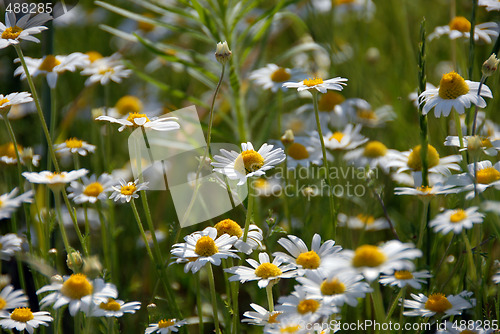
66,251,83,272
83,255,103,278
467,135,483,156
48,248,58,256
215,41,232,64
51,275,64,284
0,274,11,289
482,54,499,77
281,129,295,146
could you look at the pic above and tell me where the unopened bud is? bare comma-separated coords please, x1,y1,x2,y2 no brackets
66,251,83,272
215,41,231,64
51,275,64,284
482,54,499,77
0,275,11,289
82,255,103,278
281,129,295,146
48,248,58,256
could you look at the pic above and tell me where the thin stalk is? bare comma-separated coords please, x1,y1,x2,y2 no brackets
371,282,386,327
417,19,429,187
96,202,111,278
53,190,72,254
2,116,25,191
385,288,404,322
266,283,274,312
416,202,429,251
207,263,221,334
196,272,204,334
61,189,88,256
48,88,57,173
398,287,406,334
242,181,254,242
130,199,155,262
461,230,477,282
472,75,487,136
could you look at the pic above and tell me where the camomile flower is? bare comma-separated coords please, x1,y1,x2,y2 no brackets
170,226,239,273
249,64,305,92
96,112,179,132
408,83,437,107
0,142,40,166
429,207,484,235
0,92,32,115
479,0,500,11
242,303,283,327
145,318,187,334
253,177,282,197
22,169,89,191
88,298,141,317
444,135,500,156
402,291,473,317
281,136,323,169
379,270,431,289
446,161,500,199
276,288,339,323
37,274,118,316
428,17,499,43
437,320,495,334
0,234,23,260
310,0,375,22
109,179,149,203
214,219,264,255
0,12,51,49
344,140,398,172
0,307,52,334
273,234,342,275
0,188,33,220
106,95,145,119
55,138,96,156
333,98,395,128
321,124,368,151
263,316,308,334
419,71,492,117
211,142,285,186
81,53,132,86
337,213,390,231
225,252,297,288
394,183,458,198
283,76,348,94
0,285,28,315
67,173,116,204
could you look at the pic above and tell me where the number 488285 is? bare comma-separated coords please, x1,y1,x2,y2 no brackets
6,2,53,14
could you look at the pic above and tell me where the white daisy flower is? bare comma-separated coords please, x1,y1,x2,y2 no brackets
80,53,132,86
67,173,116,204
145,318,187,334
37,274,118,316
0,142,40,167
324,240,422,282
0,307,52,334
106,95,152,119
263,316,308,334
282,111,318,136
408,83,437,107
310,0,375,22
242,303,283,327
281,136,323,169
492,270,500,284
0,12,51,49
0,285,28,314
402,291,473,317
0,188,33,220
22,169,88,191
88,298,141,317
225,252,297,288
96,112,179,132
0,92,32,114
446,161,500,199
249,64,305,92
211,142,285,186
479,0,500,11
337,213,390,231
437,319,495,334
170,226,239,273
273,234,342,275
322,124,368,151
344,141,398,173
419,71,492,117
283,76,348,94
428,17,499,43
444,135,500,156
394,183,458,197
214,219,264,255
109,179,149,203
55,138,96,156
379,270,431,289
0,234,23,260
296,270,372,307
334,99,396,128
429,207,484,235
253,177,282,197
276,288,339,323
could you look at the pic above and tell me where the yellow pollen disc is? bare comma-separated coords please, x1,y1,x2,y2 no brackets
235,149,265,174
214,219,243,238
329,132,344,142
99,299,121,311
356,214,375,225
120,183,137,195
407,145,440,171
83,182,104,197
394,270,414,280
254,178,269,189
476,167,500,184
297,299,320,314
438,71,469,100
481,138,493,148
296,250,321,269
449,16,471,33
0,98,9,107
85,51,103,63
0,143,23,159
288,143,310,160
99,68,115,75
126,112,150,125
115,96,143,116
270,68,291,83
352,245,387,268
158,319,175,328
1,26,23,40
280,325,300,333
61,274,93,300
320,278,346,295
449,209,467,223
138,13,156,32
363,141,388,158
424,293,452,313
254,263,282,279
38,55,61,72
303,77,323,87
336,0,355,4
194,236,218,257
0,297,6,310
417,186,433,194
10,307,34,322
65,138,83,149
267,311,282,323
318,91,345,111
357,109,377,120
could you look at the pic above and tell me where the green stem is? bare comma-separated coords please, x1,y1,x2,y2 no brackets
2,116,25,191
462,230,477,282
196,272,204,334
96,202,110,278
53,191,72,255
398,287,406,334
385,288,404,322
266,283,274,312
130,200,155,262
207,263,221,334
242,181,254,242
371,282,386,329
61,189,89,256
416,202,429,251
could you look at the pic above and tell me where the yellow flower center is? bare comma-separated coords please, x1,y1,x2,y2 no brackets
214,219,243,238
10,307,34,322
126,112,150,125
476,167,500,184
158,319,175,328
235,149,265,174
318,91,345,111
363,141,388,158
394,270,414,280
254,178,269,189
424,293,452,313
329,132,344,142
254,262,282,279
120,183,137,195
99,298,121,311
438,72,470,100
280,325,301,333
407,144,440,171
356,214,375,225
450,209,468,223
99,67,115,75
352,245,387,268
85,51,103,63
38,55,61,72
357,109,377,120
138,13,156,32
297,299,320,314
303,77,323,87
1,26,23,40
0,297,6,310
0,142,23,159
268,311,282,323
270,68,291,83
115,96,143,116
449,16,471,33
65,138,83,149
287,143,309,160
417,186,433,194
83,182,104,197
320,278,346,295
0,98,10,107
60,274,93,300
480,137,493,148
194,236,218,257
295,250,321,269
336,0,355,4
